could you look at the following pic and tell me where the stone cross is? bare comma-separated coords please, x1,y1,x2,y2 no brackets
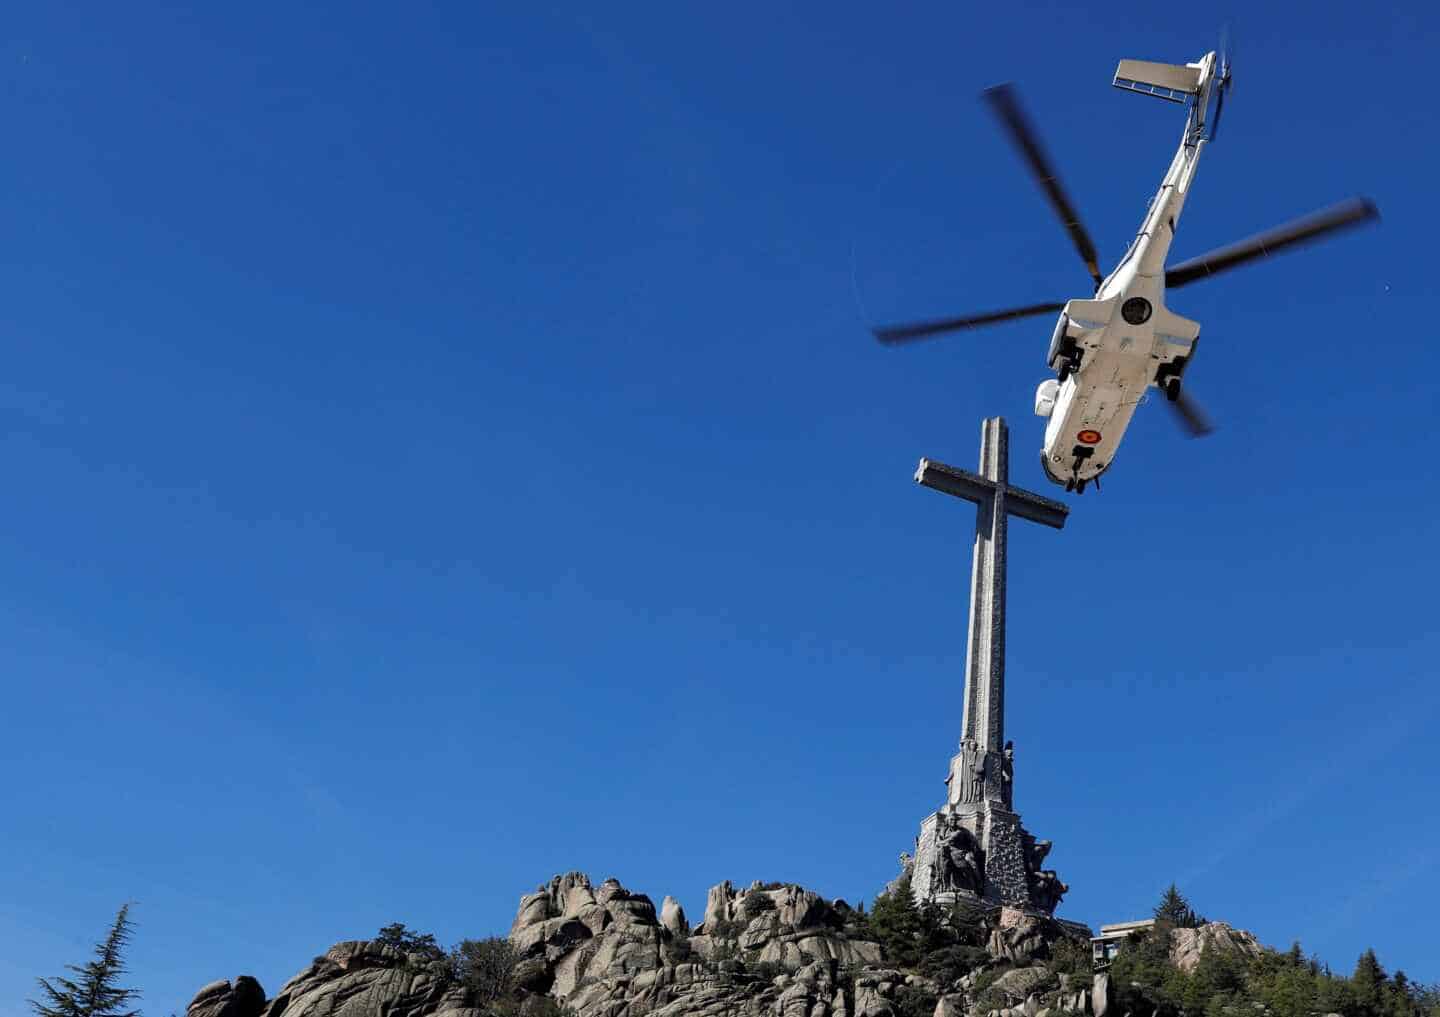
916,417,1067,804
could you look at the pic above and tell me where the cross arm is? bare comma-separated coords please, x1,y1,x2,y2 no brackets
915,458,1070,530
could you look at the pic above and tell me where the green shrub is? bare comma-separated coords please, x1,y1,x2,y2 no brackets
667,930,693,963
451,936,519,1004
920,945,990,989
710,936,741,967
1046,937,1092,979
742,893,777,919
709,918,744,940
969,963,1011,1011
893,985,938,1017
747,960,787,982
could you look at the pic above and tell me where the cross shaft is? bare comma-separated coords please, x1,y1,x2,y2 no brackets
916,418,1067,784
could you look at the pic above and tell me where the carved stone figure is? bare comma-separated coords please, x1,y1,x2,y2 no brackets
1001,741,1015,808
1027,869,1068,913
1021,831,1052,871
959,739,986,804
932,813,984,895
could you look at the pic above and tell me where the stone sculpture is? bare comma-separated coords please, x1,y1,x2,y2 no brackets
933,814,984,895
959,739,986,805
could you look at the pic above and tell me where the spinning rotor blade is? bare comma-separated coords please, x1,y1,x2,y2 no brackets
1167,388,1214,438
872,301,1065,345
982,84,1104,289
1166,197,1379,288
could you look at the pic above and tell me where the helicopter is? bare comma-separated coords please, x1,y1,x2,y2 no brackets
872,46,1379,493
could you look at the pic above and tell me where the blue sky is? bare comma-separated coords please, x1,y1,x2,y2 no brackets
2,2,1437,1013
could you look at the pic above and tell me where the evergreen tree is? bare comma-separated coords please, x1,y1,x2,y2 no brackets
1354,949,1388,1017
843,900,873,940
1255,960,1317,1017
1152,884,1201,928
1315,971,1357,1016
1182,938,1247,1013
916,899,948,956
376,923,444,960
30,904,141,1017
1385,971,1415,1017
1110,926,1186,1017
869,874,924,968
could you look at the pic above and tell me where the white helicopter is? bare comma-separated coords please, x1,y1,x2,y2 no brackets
873,46,1379,493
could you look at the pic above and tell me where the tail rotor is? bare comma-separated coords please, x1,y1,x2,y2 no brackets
1210,26,1234,140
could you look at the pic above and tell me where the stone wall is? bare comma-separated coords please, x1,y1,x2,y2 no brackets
980,809,1031,907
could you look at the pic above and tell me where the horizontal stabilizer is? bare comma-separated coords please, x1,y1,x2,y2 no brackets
1151,306,1200,346
1061,297,1116,330
1114,59,1203,103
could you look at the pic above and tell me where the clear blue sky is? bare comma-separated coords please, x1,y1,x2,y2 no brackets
2,2,1436,1013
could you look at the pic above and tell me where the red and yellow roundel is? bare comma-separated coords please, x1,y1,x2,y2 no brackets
1077,429,1102,445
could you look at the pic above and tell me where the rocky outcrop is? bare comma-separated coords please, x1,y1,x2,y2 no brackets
262,942,480,1017
696,882,882,971
1168,923,1264,974
510,874,887,1017
935,994,966,1017
985,966,1056,1004
187,976,266,1017
661,897,688,938
984,909,1075,966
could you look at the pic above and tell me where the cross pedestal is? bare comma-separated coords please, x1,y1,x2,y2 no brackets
900,418,1071,915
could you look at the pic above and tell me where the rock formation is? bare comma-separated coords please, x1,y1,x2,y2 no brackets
187,976,267,1017
193,874,1297,1017
1168,922,1264,974
186,943,481,1017
984,909,1072,966
509,873,884,1016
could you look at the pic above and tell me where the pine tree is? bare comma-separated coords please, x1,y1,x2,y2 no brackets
1152,884,1200,928
30,904,141,1017
1385,971,1415,1017
1352,949,1388,1017
376,923,444,959
869,874,924,968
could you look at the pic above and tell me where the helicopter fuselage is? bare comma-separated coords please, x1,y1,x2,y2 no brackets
1034,71,1212,492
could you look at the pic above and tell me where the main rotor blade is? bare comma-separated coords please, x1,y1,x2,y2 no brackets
1167,388,1214,438
1166,197,1379,288
982,84,1103,289
873,301,1065,345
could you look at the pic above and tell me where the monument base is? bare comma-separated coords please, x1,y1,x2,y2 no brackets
903,800,1067,915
